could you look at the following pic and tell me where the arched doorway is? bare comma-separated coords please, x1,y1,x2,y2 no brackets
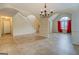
49,14,71,33
0,16,13,36
25,15,41,34
58,17,71,33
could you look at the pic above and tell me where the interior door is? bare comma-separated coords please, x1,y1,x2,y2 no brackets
3,19,11,34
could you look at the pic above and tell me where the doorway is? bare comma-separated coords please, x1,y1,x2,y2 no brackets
1,16,12,36
59,17,71,33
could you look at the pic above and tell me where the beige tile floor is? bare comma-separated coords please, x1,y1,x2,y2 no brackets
0,33,78,55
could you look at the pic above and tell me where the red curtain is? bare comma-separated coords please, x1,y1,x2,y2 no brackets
58,21,62,32
67,20,71,33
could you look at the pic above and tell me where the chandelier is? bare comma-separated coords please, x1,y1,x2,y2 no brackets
40,3,53,17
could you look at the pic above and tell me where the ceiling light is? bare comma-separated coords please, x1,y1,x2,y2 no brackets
40,3,53,17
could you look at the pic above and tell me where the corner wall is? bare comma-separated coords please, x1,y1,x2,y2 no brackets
12,13,36,36
72,12,79,45
39,17,49,36
0,4,6,37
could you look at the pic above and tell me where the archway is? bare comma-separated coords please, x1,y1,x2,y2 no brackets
27,15,40,33
0,16,12,36
58,16,71,33
0,8,18,36
0,8,40,37
49,13,71,33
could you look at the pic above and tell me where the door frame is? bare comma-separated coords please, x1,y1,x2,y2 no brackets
0,17,13,36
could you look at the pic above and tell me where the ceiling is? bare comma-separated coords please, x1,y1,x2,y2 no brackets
0,3,79,16
9,3,79,13
0,8,18,16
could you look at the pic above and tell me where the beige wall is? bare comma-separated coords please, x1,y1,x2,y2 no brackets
39,17,49,36
0,18,1,37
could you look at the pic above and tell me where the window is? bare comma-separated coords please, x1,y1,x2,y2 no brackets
60,17,69,30
61,21,67,29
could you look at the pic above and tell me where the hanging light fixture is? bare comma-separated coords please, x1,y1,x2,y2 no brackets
40,3,53,17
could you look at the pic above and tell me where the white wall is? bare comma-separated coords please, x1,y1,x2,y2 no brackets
13,13,36,36
72,12,79,45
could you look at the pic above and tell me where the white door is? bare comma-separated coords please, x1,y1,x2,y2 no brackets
3,19,11,34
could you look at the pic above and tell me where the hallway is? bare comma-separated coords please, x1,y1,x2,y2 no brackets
0,33,78,55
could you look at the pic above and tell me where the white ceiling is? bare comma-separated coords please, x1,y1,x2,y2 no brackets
0,3,79,16
0,8,18,16
9,3,79,13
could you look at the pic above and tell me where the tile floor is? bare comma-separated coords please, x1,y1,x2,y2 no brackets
0,33,78,55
